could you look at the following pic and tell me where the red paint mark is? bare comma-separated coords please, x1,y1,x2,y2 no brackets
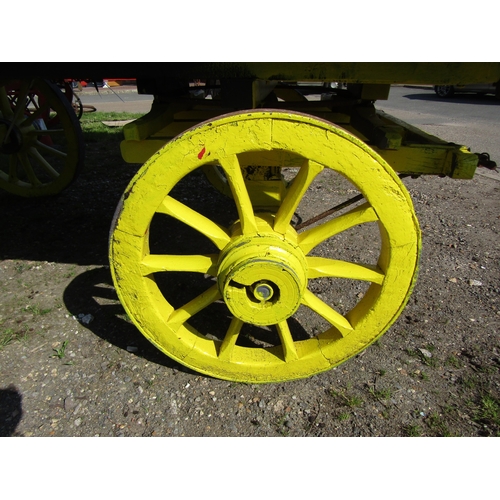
198,147,206,160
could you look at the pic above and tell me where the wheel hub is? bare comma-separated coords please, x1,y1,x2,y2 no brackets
0,119,23,154
217,231,307,326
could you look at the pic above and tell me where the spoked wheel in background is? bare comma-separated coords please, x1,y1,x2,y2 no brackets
72,93,84,120
0,78,84,197
109,110,421,383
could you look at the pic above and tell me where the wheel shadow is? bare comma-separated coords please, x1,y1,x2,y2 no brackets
62,266,192,371
0,385,23,437
63,266,312,372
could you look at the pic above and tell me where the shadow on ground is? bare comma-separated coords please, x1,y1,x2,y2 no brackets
0,385,23,436
402,92,499,105
62,266,191,371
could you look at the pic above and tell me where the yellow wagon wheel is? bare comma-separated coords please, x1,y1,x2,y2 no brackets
110,110,421,383
0,78,84,197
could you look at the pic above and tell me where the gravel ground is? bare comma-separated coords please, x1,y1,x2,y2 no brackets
1,110,499,439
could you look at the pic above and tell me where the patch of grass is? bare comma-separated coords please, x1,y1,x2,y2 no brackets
80,112,144,142
14,262,28,273
64,269,77,279
445,355,461,368
404,424,422,437
460,376,477,389
26,304,52,316
0,326,37,349
51,340,69,359
411,370,430,381
369,387,393,401
405,348,419,358
330,389,364,408
474,394,500,427
426,412,452,436
422,356,438,368
338,413,350,421
0,328,15,349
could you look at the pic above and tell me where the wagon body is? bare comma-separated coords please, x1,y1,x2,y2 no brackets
121,62,500,180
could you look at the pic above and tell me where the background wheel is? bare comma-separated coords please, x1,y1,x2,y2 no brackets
0,78,84,197
72,93,83,120
434,85,455,97
110,110,421,383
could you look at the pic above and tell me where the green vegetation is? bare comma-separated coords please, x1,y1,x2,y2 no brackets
51,340,69,359
330,389,364,408
426,412,452,436
404,424,422,437
0,328,15,350
0,326,37,350
369,387,393,401
14,262,28,274
445,355,461,368
474,393,500,428
26,304,52,316
80,112,143,142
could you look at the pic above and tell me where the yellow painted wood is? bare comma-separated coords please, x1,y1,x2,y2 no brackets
373,144,478,178
120,139,168,163
273,159,324,234
109,110,421,383
157,196,231,250
122,101,176,141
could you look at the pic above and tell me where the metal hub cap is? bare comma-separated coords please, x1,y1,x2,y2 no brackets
217,234,307,326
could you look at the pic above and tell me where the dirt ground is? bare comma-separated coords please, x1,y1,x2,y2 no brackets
1,116,499,438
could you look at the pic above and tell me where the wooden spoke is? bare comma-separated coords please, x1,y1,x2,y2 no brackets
218,317,244,361
274,159,324,234
34,140,68,159
276,320,299,362
18,152,41,186
141,254,219,276
28,148,60,179
167,284,221,332
158,196,231,250
218,154,258,235
307,256,385,284
302,290,353,335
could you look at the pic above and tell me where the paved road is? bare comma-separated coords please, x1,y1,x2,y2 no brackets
78,85,153,114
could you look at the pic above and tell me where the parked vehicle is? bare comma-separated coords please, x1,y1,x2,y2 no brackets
434,83,497,98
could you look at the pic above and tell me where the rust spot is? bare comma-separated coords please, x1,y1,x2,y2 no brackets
198,147,206,160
